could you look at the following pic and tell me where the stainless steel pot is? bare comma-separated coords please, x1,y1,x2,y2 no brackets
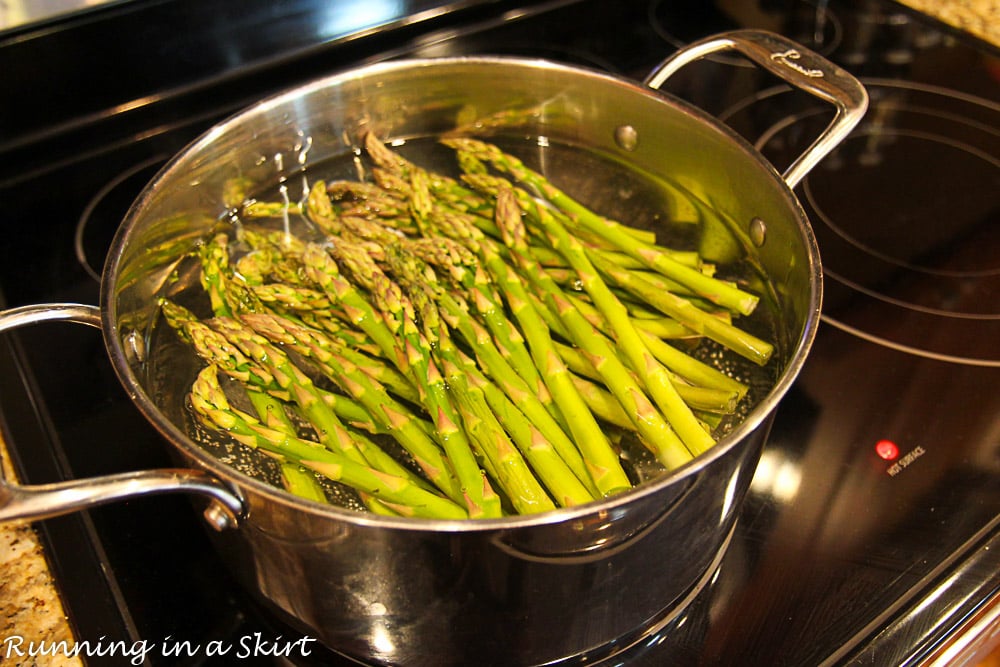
0,31,865,666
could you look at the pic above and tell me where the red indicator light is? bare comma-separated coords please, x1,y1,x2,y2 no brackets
875,439,899,461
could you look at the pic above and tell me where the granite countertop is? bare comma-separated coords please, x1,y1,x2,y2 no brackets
894,0,1000,48
0,438,81,667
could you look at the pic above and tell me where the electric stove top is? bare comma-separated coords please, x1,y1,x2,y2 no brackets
1,0,997,664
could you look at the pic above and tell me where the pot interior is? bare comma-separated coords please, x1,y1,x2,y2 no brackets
105,57,820,522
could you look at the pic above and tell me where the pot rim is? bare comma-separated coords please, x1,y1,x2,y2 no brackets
102,55,823,532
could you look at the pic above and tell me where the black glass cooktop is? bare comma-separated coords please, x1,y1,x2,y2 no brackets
1,0,997,665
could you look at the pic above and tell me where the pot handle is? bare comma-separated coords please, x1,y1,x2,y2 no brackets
644,29,868,188
0,303,244,530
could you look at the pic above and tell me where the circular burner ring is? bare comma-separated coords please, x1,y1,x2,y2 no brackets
648,0,842,64
75,155,168,281
820,317,1000,368
713,80,999,364
821,266,998,321
804,127,1000,281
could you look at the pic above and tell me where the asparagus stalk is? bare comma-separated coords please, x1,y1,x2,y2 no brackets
161,298,379,430
242,200,303,219
190,365,466,519
175,295,401,515
327,178,407,206
240,313,442,473
569,375,634,430
455,167,749,392
469,173,719,456
201,314,442,511
443,137,761,317
562,289,696,341
247,281,380,355
554,342,737,414
636,327,749,398
386,243,595,508
546,240,714,451
304,241,501,519
279,462,332,505
299,243,409,369
243,315,416,428
491,186,697,469
309,347,464,502
439,353,560,513
397,237,595,491
251,282,336,316
485,252,634,492
232,228,308,286
245,389,337,506
435,296,598,497
203,316,423,518
176,298,389,432
364,132,492,215
589,252,773,365
242,311,419,405
412,185,632,496
247,389,298,434
199,232,235,317
405,232,549,410
251,392,384,510
223,315,462,501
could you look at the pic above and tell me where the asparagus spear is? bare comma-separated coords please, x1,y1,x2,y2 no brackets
589,252,773,365
190,365,466,519
279,462,332,505
239,385,332,506
364,131,491,214
492,186,696,469
244,311,419,405
275,335,463,502
251,282,336,316
533,200,719,453
454,164,752,391
197,313,439,512
554,341,737,414
199,232,235,317
162,298,380,432
168,292,410,515
193,315,420,514
168,284,461,510
299,243,408,369
242,200,303,219
327,178,407,206
386,243,594,508
303,242,501,519
434,295,598,497
247,389,298,434
561,288,694,342
466,170,724,456
409,184,632,496
207,316,363,455
405,230,549,410
240,313,441,451
443,137,760,317
569,375,634,431
205,315,448,509
396,238,596,491
440,353,560,513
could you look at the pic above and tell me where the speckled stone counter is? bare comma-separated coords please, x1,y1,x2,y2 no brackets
0,439,81,667
895,0,1000,47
